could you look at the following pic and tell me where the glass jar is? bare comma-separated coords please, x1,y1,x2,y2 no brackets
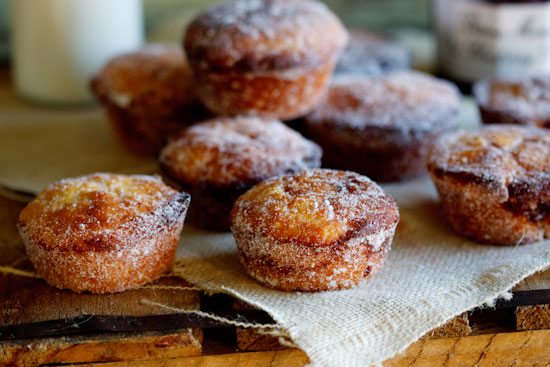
433,0,550,91
11,0,143,106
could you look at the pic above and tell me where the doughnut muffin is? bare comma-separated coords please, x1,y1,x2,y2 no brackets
183,0,348,120
335,29,411,76
231,169,400,292
474,76,550,128
428,125,550,246
17,174,190,293
91,44,208,156
159,116,322,231
304,71,461,182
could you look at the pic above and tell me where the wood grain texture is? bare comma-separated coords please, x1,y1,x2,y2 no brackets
423,312,472,339
67,349,309,367
514,269,550,333
60,330,550,367
0,329,202,367
234,299,289,352
385,330,550,367
514,269,550,291
0,275,201,326
517,305,550,331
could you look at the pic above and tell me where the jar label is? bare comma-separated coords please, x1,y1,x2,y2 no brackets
434,0,550,82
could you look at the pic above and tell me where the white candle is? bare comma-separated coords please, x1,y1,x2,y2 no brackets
11,0,143,106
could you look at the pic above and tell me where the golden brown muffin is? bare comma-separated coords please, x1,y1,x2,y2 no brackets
91,44,209,156
183,0,348,120
160,116,322,231
17,173,190,294
231,169,400,292
335,29,411,76
428,125,550,246
304,71,461,182
474,76,550,128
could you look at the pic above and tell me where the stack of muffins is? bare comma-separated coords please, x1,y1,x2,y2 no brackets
18,0,550,296
91,0,459,227
88,0,457,292
91,0,417,292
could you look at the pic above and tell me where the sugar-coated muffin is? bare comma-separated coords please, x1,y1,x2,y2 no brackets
91,44,209,156
428,125,550,246
304,71,461,182
159,116,322,231
231,169,400,292
474,76,550,128
17,173,190,293
335,29,411,76
183,0,348,120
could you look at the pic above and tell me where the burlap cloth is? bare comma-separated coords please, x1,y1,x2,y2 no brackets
2,99,550,366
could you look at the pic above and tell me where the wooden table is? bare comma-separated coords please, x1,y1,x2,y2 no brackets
1,69,550,367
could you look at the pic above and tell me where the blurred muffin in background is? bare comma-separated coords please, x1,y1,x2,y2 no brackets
160,116,322,231
304,70,460,182
183,0,348,120
474,76,550,129
91,44,209,156
335,29,411,76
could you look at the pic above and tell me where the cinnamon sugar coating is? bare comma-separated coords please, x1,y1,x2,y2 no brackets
428,125,550,246
91,44,208,156
17,174,190,293
231,169,399,291
183,0,348,119
474,76,550,128
159,116,321,231
304,71,460,181
184,0,348,73
335,29,411,76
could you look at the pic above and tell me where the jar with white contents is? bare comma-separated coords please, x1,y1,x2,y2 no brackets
433,0,550,91
11,0,143,106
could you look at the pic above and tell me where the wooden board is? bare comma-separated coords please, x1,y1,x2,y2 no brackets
1,329,202,366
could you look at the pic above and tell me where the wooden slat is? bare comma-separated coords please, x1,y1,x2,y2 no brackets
514,269,550,332
0,329,202,367
68,349,309,367
514,269,550,291
0,275,201,326
386,329,550,367
63,330,550,367
516,305,550,331
423,312,472,339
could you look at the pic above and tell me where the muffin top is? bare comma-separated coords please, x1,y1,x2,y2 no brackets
231,169,399,247
335,29,411,76
184,0,348,73
17,174,189,252
91,45,196,117
475,76,550,126
159,116,322,187
305,71,460,133
428,125,550,201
